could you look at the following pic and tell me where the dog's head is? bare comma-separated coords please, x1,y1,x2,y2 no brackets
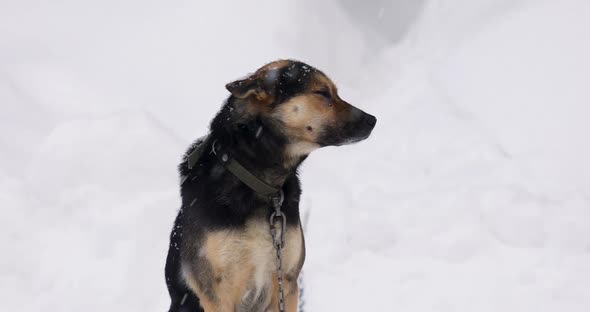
226,60,376,159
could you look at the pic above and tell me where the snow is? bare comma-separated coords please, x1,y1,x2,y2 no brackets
2,0,590,311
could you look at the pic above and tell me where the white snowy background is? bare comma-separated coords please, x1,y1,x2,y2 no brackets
2,0,590,311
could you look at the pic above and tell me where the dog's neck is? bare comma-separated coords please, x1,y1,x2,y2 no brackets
210,101,306,189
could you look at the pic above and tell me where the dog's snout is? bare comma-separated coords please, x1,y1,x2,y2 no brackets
365,115,377,127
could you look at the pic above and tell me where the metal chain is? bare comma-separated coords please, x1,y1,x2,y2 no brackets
269,190,286,312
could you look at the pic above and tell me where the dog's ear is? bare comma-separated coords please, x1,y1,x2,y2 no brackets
225,76,260,99
226,67,281,104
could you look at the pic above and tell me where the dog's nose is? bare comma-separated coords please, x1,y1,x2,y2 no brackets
365,115,377,127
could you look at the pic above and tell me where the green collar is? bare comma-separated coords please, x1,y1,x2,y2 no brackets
185,135,282,198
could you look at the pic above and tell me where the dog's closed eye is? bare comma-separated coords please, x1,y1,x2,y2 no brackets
313,89,332,104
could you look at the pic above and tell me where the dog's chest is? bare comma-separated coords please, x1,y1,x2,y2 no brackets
201,218,303,299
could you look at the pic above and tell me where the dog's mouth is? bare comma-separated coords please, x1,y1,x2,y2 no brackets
331,130,374,146
346,132,373,144
318,114,377,147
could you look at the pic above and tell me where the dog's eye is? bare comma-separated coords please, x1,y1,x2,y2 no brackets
314,89,331,101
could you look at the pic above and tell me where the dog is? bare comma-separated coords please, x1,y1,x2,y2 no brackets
165,60,376,312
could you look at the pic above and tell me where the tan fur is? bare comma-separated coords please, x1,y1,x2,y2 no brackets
285,141,320,159
271,94,335,142
285,286,299,312
183,218,304,312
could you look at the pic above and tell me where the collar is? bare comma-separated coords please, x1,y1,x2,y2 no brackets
185,135,283,199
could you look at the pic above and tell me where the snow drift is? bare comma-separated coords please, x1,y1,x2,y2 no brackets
1,0,589,311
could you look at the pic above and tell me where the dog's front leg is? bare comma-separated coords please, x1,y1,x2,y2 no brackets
285,281,299,312
269,276,299,312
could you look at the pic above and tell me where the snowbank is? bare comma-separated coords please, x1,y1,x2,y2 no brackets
1,0,589,311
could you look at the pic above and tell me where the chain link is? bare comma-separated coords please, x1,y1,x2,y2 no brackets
269,190,286,312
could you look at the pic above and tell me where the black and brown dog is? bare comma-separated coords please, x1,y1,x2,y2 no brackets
165,60,376,312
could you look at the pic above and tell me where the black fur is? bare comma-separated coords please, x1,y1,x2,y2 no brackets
165,209,202,312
